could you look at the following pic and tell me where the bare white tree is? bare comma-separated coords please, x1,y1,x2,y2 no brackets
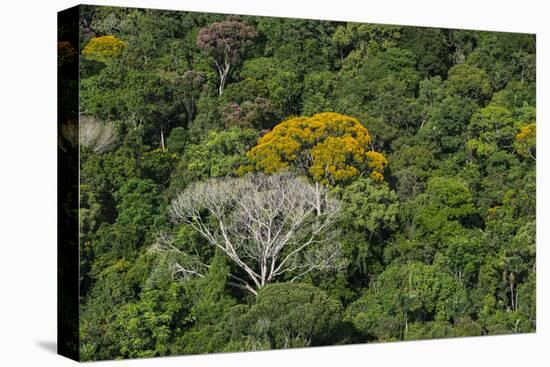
169,172,342,295
79,115,118,153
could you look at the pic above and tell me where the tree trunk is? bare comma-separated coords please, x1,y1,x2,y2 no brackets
314,182,322,216
218,72,225,96
404,312,409,334
218,61,231,96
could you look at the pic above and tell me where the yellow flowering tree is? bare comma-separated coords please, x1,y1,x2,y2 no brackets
242,112,387,186
514,123,536,161
82,35,125,64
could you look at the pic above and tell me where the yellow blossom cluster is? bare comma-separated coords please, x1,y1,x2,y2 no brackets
82,35,125,64
514,122,536,160
243,112,386,185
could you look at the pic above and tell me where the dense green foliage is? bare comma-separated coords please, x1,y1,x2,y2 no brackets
78,6,536,361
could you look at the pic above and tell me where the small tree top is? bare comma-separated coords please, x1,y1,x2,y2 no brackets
82,35,125,64
196,17,257,65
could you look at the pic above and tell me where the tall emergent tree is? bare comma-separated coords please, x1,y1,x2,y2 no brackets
197,17,258,96
169,172,342,295
243,112,387,184
241,112,387,214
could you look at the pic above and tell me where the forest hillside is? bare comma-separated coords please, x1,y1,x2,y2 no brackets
67,6,536,361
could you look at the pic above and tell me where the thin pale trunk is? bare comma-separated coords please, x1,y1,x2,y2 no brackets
315,182,322,216
228,281,258,296
160,127,165,151
260,257,267,286
218,62,230,96
419,118,426,130
218,72,225,96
